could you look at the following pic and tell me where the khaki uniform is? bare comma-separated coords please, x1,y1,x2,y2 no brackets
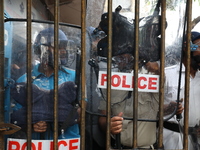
99,89,159,148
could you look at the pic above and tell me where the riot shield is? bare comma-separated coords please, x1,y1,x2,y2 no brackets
85,0,188,149
6,21,82,148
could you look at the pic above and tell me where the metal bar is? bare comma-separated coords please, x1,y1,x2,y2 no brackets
133,0,139,148
183,0,192,149
53,0,59,149
26,0,32,149
4,18,81,29
106,0,112,149
0,0,4,149
80,0,86,149
157,0,166,148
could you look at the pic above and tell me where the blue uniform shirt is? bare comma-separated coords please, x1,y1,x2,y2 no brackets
16,64,80,139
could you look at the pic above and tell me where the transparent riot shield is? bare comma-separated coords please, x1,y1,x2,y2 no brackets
85,0,190,149
6,21,82,149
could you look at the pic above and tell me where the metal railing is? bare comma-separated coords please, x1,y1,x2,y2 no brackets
0,1,5,149
0,0,193,149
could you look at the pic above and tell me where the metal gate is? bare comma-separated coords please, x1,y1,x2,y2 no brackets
0,0,194,150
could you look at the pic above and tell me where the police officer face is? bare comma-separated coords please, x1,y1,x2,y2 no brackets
58,47,68,65
113,53,134,72
40,45,67,68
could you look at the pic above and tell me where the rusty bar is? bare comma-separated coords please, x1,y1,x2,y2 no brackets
183,0,192,149
106,0,112,149
80,0,86,149
157,0,166,148
53,0,59,149
26,0,32,149
0,0,4,150
133,0,139,148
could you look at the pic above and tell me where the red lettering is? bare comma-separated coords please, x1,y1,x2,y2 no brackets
8,141,20,150
50,141,54,150
122,76,130,88
148,77,157,90
58,140,67,148
21,143,27,150
138,77,147,89
38,142,42,150
69,139,79,150
101,74,107,86
111,75,121,87
99,72,159,91
21,143,36,150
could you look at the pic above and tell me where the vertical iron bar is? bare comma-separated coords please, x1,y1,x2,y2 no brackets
89,68,93,149
0,1,4,150
183,0,192,149
133,0,139,148
106,0,112,149
26,0,32,149
158,0,166,148
53,0,59,149
81,0,86,149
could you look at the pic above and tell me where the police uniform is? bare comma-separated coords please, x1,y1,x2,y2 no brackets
163,64,185,149
180,70,200,150
163,64,200,150
11,64,80,139
98,68,159,148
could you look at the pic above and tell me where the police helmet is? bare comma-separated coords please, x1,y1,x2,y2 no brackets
33,27,68,56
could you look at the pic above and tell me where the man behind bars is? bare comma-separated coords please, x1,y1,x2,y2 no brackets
97,52,161,149
97,55,185,149
10,27,83,140
163,31,200,150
